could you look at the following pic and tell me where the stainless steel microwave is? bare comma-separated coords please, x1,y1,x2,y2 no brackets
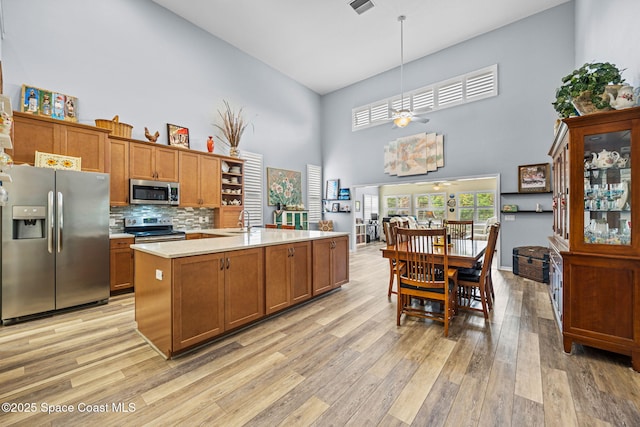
130,179,179,205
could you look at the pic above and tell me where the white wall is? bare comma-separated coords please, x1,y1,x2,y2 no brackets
1,0,322,223
321,3,575,267
575,0,640,87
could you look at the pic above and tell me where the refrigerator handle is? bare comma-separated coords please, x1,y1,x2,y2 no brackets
48,191,54,254
57,191,63,253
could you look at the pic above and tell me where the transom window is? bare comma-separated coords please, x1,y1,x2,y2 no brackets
352,64,498,131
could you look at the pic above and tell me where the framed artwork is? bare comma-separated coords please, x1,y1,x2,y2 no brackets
355,200,361,212
326,179,339,200
332,202,340,213
167,123,190,149
518,163,551,193
20,84,77,122
338,188,350,200
396,133,428,176
267,167,302,206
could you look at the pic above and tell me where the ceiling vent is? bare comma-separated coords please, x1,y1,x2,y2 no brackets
349,0,375,15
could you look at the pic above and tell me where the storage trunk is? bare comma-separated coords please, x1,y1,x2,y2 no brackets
513,246,550,283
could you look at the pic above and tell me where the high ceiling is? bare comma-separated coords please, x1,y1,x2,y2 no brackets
152,0,570,95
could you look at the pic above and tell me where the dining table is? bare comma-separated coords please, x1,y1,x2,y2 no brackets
380,238,488,268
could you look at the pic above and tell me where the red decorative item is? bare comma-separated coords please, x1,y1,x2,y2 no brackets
207,136,214,153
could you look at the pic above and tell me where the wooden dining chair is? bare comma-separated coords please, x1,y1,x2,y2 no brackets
281,225,296,230
395,228,458,337
383,222,406,299
457,223,500,318
265,224,278,229
443,220,474,241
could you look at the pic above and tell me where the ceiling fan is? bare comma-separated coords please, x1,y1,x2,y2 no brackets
391,15,429,128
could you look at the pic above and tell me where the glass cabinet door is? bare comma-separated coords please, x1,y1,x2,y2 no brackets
583,129,631,245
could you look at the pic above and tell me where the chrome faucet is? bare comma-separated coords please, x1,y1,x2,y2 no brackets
237,209,251,231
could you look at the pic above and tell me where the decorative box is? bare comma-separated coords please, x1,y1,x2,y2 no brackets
502,204,518,212
513,246,550,283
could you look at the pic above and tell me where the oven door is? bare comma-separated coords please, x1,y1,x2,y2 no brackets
130,179,179,205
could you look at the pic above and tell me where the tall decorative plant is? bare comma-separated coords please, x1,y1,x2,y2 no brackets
552,62,625,118
214,100,249,157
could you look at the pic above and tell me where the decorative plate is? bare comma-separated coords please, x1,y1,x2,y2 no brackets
35,151,81,171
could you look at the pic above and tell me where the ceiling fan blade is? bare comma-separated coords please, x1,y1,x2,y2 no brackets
412,116,430,124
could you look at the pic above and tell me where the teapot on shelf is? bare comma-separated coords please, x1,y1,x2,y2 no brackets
608,84,636,110
592,149,620,169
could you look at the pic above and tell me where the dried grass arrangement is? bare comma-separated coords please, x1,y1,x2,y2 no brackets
214,100,248,156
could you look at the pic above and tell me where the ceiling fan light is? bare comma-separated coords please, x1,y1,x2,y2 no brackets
393,115,411,128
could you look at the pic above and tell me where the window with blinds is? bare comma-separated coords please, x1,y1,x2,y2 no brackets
307,164,322,224
352,64,498,131
240,151,263,226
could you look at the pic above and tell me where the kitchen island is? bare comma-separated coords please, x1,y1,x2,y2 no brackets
131,228,349,358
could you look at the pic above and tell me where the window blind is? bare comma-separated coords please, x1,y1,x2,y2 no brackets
240,151,263,226
307,164,322,224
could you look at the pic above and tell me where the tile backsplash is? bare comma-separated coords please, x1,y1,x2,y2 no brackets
110,206,215,233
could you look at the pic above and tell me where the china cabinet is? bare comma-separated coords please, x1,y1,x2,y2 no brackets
548,107,640,371
274,210,308,230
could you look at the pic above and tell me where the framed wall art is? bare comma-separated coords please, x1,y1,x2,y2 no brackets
167,123,190,149
518,163,551,193
267,167,302,206
326,179,339,200
20,84,77,122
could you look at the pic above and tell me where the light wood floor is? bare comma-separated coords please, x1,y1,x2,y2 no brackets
1,243,639,426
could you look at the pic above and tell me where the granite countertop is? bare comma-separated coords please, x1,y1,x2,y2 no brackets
130,228,349,259
110,233,135,239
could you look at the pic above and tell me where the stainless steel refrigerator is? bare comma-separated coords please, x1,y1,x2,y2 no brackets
1,166,110,323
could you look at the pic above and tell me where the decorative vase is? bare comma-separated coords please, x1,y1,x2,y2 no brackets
229,146,239,157
207,136,214,153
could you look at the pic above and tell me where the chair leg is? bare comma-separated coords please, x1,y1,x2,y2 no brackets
396,292,402,326
388,260,395,298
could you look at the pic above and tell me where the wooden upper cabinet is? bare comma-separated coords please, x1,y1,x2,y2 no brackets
199,155,220,207
129,142,178,182
60,126,106,172
108,137,130,206
179,151,220,208
10,112,109,172
178,151,200,206
155,146,179,182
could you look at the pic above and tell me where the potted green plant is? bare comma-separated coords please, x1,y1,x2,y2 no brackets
552,62,625,118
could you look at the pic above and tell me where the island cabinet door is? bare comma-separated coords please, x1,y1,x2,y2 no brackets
290,241,312,304
313,237,350,295
224,248,265,330
172,253,225,352
331,236,350,287
265,245,291,315
312,239,334,295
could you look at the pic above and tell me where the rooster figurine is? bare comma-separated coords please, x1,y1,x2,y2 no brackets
144,127,160,143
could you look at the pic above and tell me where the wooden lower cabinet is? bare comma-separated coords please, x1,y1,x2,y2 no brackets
185,233,202,240
224,248,265,330
265,241,312,314
312,236,349,295
134,236,348,358
172,253,225,352
215,206,243,228
562,252,640,370
109,238,134,292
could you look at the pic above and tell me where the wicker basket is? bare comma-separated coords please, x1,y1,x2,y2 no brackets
95,115,132,138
